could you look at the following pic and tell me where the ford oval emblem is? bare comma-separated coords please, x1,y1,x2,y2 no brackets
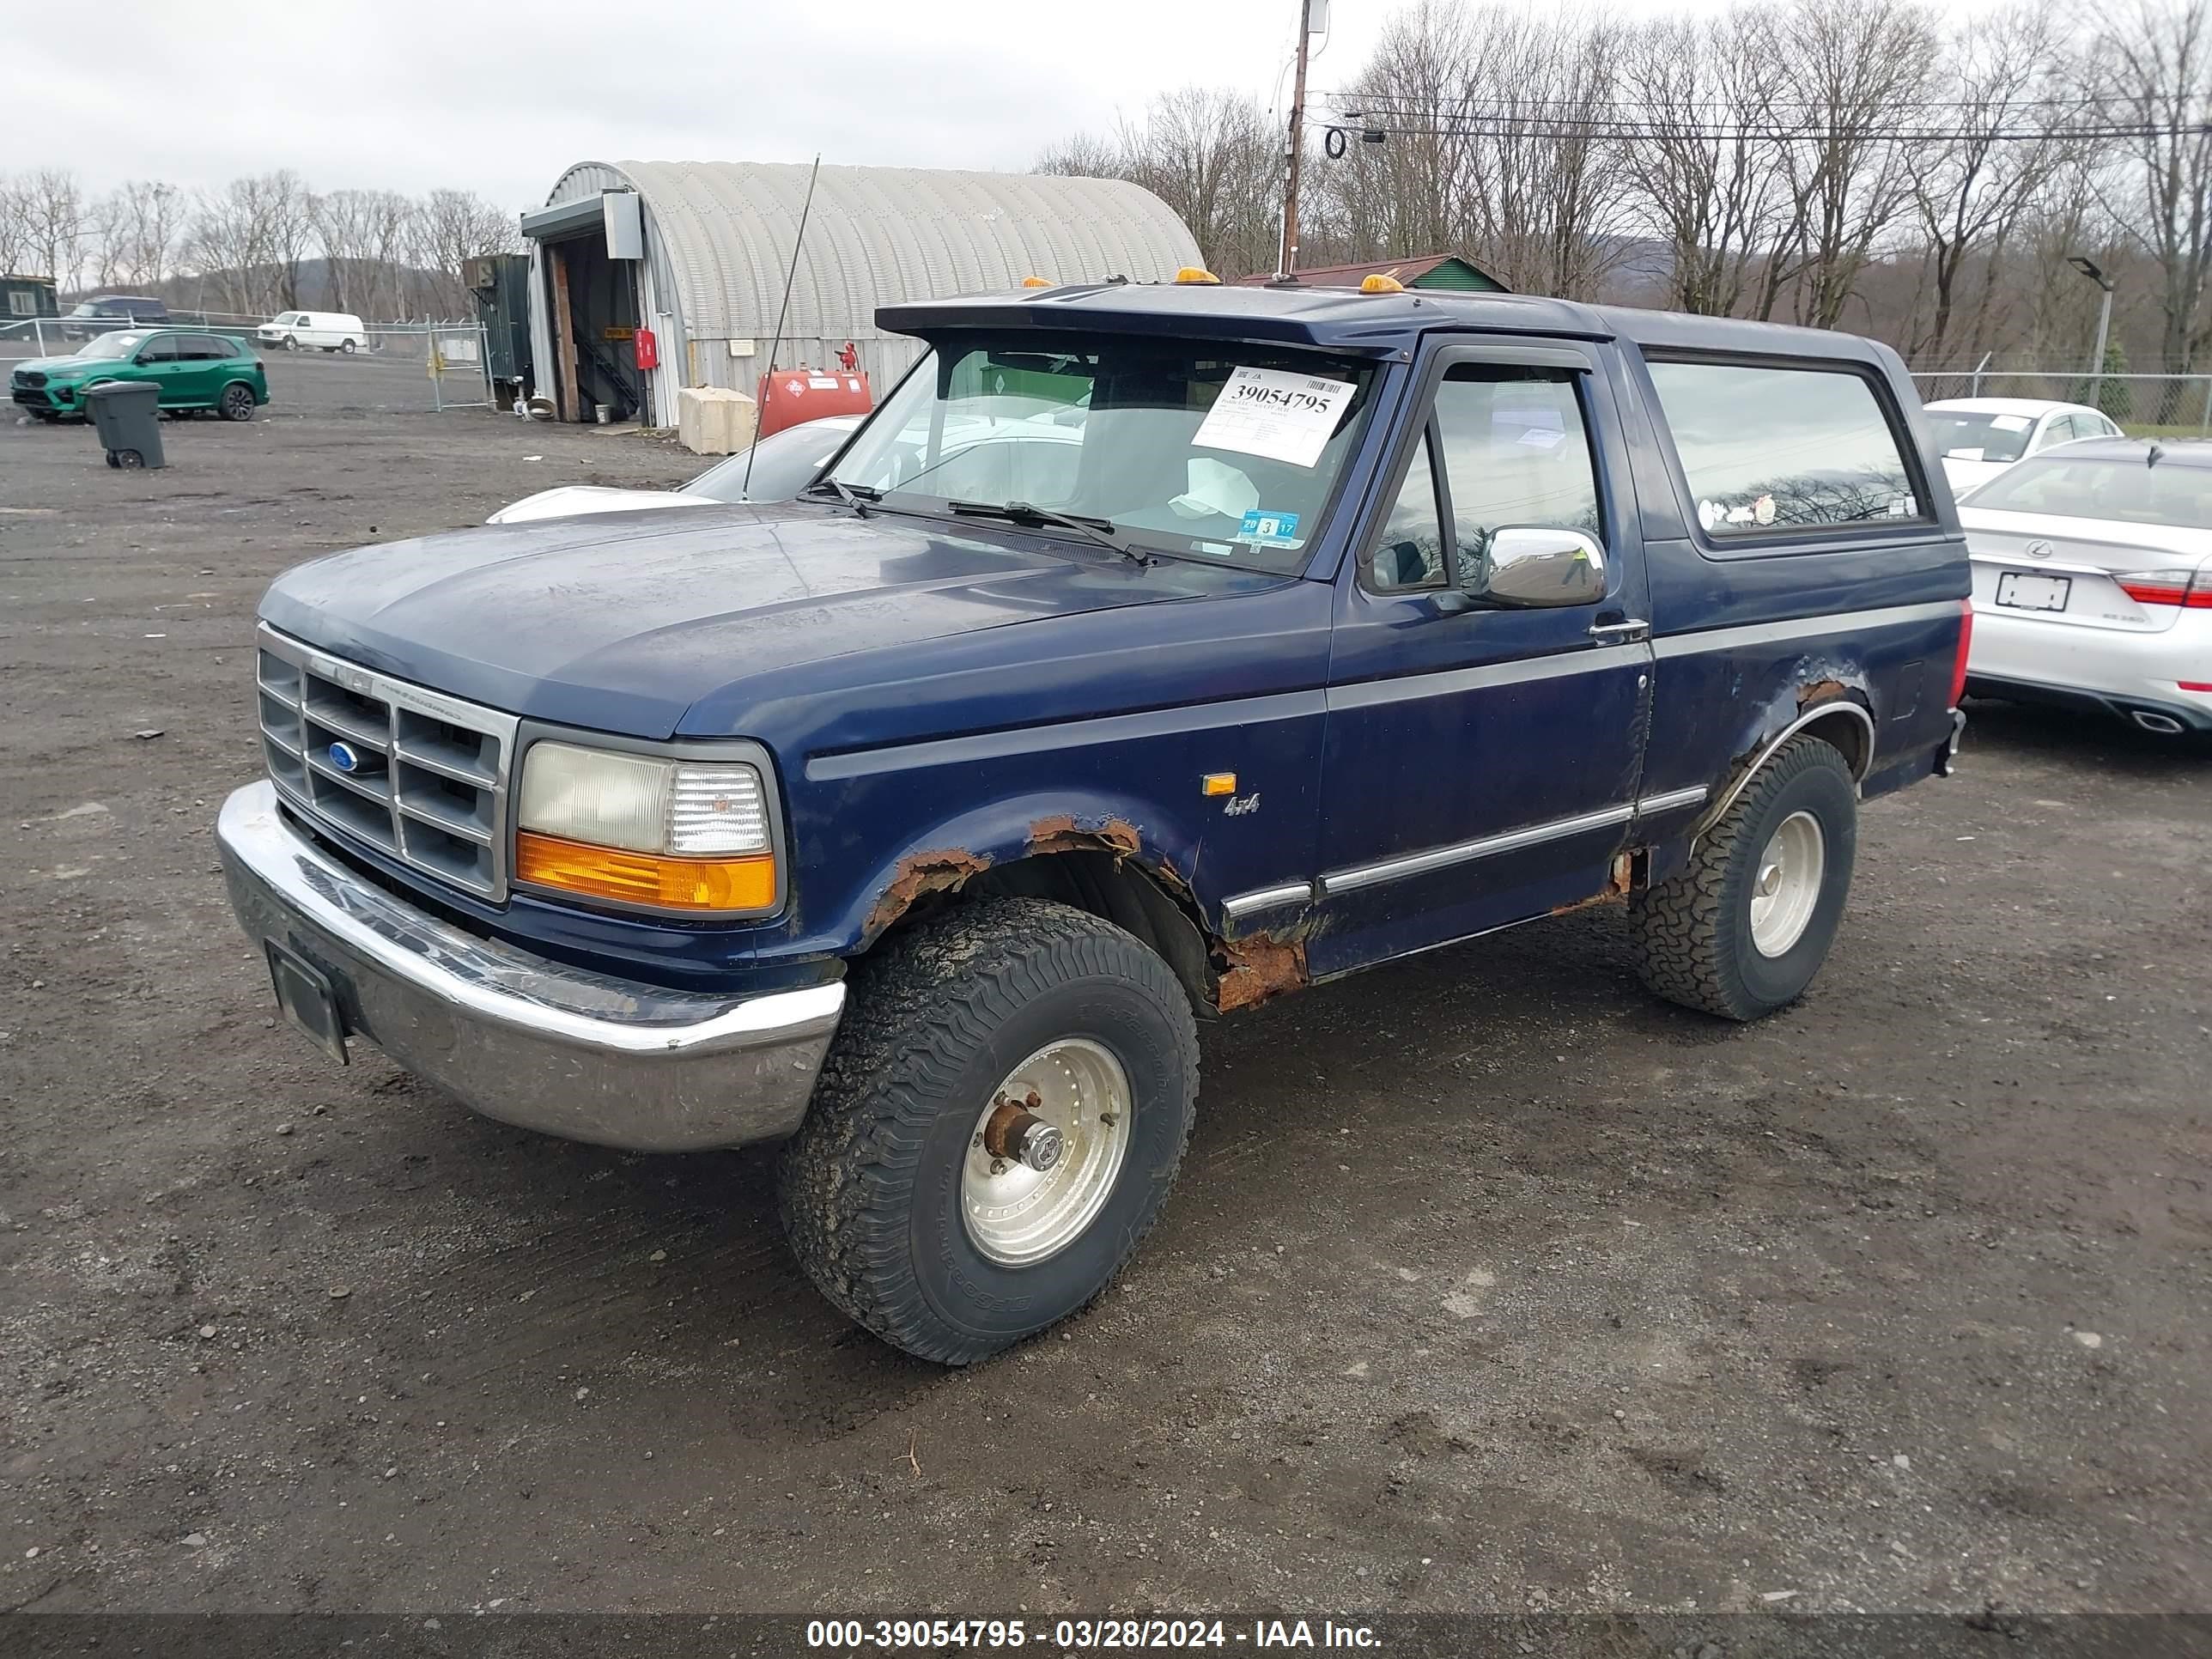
327,740,361,773
2025,539,2054,560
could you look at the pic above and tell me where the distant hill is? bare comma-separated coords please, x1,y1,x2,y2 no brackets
67,257,471,324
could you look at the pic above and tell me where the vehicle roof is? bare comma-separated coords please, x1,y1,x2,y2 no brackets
1924,397,2100,417
2014,434,2212,467
878,282,1899,366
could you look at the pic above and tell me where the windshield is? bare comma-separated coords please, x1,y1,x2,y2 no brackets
1926,410,2036,464
1967,453,2212,528
75,331,147,360
67,301,120,319
689,419,856,503
826,332,1382,571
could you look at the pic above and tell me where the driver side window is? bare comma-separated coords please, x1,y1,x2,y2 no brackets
1432,368,1602,590
136,336,179,363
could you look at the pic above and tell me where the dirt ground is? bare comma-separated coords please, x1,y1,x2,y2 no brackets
2,391,2208,1622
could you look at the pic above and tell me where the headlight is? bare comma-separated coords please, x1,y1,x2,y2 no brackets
514,741,777,913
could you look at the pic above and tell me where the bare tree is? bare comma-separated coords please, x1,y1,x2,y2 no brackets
89,179,185,291
1617,10,1795,314
260,171,318,310
17,169,87,290
0,176,32,276
1034,131,1126,179
1103,89,1279,279
1763,0,1942,329
1905,1,2078,362
2087,0,2212,375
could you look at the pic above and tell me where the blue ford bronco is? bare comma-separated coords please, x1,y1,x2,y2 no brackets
219,276,1970,1363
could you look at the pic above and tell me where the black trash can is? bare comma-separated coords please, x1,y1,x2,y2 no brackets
86,380,165,470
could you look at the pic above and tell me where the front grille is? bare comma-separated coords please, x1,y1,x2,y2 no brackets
256,626,519,901
16,370,46,388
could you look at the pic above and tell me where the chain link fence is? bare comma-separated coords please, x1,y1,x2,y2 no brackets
4,316,491,414
1910,367,2212,434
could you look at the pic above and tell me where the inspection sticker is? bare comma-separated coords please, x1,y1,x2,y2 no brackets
1194,367,1356,469
1237,508,1303,546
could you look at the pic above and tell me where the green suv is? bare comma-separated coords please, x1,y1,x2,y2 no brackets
10,329,270,422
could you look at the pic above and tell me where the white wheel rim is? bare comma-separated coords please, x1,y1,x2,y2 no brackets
961,1037,1131,1267
1749,810,1825,957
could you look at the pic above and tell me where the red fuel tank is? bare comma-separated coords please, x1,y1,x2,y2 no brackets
757,367,872,438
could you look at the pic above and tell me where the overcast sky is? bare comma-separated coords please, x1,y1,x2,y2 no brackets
6,0,1729,210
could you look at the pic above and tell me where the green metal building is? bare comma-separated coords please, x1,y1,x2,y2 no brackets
3,273,60,322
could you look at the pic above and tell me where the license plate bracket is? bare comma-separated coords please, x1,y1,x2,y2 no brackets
1996,571,2071,612
264,939,349,1066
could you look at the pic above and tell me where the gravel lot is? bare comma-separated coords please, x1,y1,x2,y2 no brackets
2,398,2208,1620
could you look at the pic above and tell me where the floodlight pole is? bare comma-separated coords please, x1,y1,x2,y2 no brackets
1275,0,1315,282
2070,255,2115,412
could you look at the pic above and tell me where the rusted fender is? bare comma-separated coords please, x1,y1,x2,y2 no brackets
851,789,1206,945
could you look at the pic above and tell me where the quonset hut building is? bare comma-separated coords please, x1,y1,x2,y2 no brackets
519,161,1201,426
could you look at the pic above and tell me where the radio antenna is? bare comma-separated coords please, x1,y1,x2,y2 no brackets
743,152,823,502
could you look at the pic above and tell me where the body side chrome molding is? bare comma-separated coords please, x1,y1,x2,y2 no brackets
1220,881,1316,920
1633,783,1710,816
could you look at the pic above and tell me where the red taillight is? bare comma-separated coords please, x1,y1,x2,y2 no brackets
1948,598,1972,708
2117,568,2212,608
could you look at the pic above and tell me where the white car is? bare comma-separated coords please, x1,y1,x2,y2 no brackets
487,416,865,524
1960,435,2212,736
256,311,369,353
1924,398,2123,496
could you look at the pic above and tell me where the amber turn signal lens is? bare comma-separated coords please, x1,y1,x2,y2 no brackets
515,830,775,912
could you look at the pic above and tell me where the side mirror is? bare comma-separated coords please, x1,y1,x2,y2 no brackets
1480,526,1607,609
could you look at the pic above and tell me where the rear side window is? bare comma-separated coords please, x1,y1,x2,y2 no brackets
1647,359,1923,538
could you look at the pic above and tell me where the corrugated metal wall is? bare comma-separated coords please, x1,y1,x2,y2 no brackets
533,160,1200,425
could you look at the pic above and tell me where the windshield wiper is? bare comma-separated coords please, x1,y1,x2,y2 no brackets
945,500,1153,568
802,477,878,517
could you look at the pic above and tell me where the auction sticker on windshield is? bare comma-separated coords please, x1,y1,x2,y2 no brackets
1194,367,1355,468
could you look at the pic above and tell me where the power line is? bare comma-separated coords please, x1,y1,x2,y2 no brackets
1312,108,2209,145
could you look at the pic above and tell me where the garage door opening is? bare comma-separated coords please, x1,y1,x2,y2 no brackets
522,190,649,424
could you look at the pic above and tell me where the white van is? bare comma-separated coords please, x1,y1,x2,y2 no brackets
256,311,368,353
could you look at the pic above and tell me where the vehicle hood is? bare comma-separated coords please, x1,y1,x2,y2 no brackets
259,501,1285,739
12,355,94,378
1940,456,2012,496
484,484,711,525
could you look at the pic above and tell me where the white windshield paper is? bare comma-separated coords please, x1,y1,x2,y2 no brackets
1990,415,2031,432
1193,367,1356,469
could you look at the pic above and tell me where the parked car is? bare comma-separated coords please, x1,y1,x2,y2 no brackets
1960,435,2212,735
256,310,368,353
10,329,268,422
58,294,170,341
216,281,1968,1364
1923,397,2122,495
486,415,866,523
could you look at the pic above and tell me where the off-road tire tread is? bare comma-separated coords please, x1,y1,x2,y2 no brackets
1630,736,1853,1021
779,896,1198,1364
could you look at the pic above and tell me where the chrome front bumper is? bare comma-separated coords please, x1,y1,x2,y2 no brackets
216,781,842,1152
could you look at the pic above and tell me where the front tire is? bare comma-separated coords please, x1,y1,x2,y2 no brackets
1630,735,1858,1021
281,335,297,351
780,896,1198,1364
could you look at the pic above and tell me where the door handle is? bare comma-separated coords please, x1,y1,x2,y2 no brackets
1589,617,1651,643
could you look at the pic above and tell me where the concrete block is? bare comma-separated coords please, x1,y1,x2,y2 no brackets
678,386,758,456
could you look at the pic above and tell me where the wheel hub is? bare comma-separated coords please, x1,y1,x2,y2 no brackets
961,1038,1130,1267
1747,810,1825,957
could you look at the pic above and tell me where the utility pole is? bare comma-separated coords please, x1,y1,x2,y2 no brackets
1275,0,1316,281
